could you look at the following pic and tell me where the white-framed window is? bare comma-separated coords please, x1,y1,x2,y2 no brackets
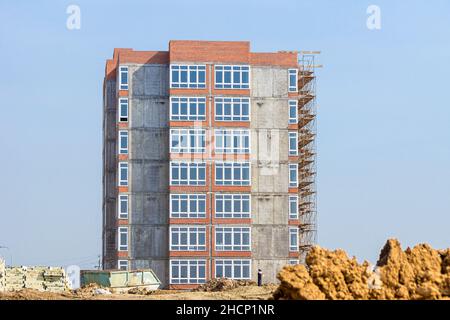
214,97,250,121
118,162,128,186
289,163,298,187
215,162,250,186
170,162,206,186
170,97,206,121
215,259,251,279
118,98,128,122
118,194,128,219
170,65,206,89
119,66,129,90
170,194,206,218
170,226,206,251
215,194,250,219
214,129,250,154
215,65,250,89
170,259,206,284
289,227,299,251
289,132,298,156
118,260,128,270
170,129,206,153
289,100,298,124
289,259,299,265
288,69,298,92
215,227,251,251
289,195,298,220
119,130,128,154
118,227,128,251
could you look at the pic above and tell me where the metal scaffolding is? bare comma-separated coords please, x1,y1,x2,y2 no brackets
297,51,319,262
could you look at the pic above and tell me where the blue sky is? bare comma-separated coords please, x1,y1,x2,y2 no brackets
0,0,449,268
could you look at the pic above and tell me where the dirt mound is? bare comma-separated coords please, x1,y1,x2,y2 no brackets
274,239,450,300
127,287,156,295
72,283,102,297
195,278,256,292
374,239,450,299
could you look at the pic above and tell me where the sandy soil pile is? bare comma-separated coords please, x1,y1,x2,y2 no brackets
194,278,256,292
274,239,450,300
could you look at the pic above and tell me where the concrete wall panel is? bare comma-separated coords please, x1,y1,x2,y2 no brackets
130,193,169,225
252,195,289,225
131,225,169,259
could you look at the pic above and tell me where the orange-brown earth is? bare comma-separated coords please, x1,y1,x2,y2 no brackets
274,239,450,300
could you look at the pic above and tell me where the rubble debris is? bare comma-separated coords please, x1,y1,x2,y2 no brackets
274,239,450,300
73,283,101,297
195,278,256,292
94,288,111,295
127,287,154,295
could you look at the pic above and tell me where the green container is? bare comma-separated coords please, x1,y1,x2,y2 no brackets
81,269,161,291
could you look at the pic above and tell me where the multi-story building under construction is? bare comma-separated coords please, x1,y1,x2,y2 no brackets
102,40,318,289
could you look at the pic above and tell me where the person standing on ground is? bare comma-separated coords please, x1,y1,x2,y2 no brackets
257,269,263,286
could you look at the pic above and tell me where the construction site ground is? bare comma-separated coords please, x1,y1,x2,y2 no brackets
3,239,450,300
0,284,277,300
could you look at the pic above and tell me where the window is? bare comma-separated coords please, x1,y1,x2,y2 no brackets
215,162,250,186
170,65,206,88
215,129,250,154
289,132,298,156
289,163,298,187
289,195,298,220
215,259,251,279
119,66,129,90
118,162,128,186
170,162,206,186
170,226,206,251
170,129,206,153
118,98,128,122
170,260,206,284
118,227,128,251
289,227,298,251
215,194,250,218
215,227,251,251
118,260,128,270
288,69,298,92
215,97,250,121
289,259,299,265
170,194,206,218
118,194,128,219
170,97,206,121
215,65,249,89
289,100,298,124
119,131,128,154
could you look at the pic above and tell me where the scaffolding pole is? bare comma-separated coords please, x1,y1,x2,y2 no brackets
297,52,319,263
